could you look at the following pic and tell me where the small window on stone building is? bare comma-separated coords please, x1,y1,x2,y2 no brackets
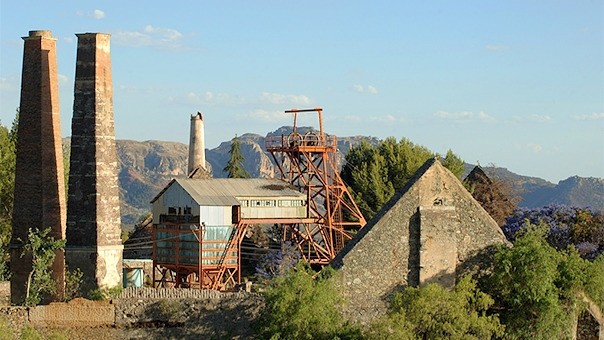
168,207,176,214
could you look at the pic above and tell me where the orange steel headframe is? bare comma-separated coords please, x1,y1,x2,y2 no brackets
265,107,366,264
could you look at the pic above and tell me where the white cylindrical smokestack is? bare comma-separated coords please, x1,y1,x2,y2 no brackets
188,112,205,175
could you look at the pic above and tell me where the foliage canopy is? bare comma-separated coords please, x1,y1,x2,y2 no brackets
366,276,504,339
0,112,18,280
258,263,356,340
482,224,604,339
341,137,464,220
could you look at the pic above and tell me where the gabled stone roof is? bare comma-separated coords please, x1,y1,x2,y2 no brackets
332,157,508,324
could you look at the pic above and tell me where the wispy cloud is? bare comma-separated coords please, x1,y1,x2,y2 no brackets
179,91,243,106
239,109,290,122
112,25,185,50
485,44,510,52
353,84,378,94
574,112,604,121
57,74,69,86
76,9,106,20
528,114,552,123
259,92,311,106
344,114,402,123
433,111,495,123
93,9,106,19
0,77,18,92
526,143,543,153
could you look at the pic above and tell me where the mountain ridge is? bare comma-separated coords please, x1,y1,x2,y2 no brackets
62,128,602,227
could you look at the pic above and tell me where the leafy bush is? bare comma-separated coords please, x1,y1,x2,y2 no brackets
64,268,84,301
373,276,504,339
482,224,604,339
258,263,357,339
22,227,65,306
86,286,123,301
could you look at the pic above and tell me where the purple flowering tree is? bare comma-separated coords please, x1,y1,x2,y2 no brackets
255,241,302,280
502,205,604,260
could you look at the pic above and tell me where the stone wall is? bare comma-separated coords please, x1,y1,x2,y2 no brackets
332,158,509,324
0,288,263,339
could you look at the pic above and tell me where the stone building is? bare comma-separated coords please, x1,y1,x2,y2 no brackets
332,158,509,324
10,30,66,304
66,33,123,292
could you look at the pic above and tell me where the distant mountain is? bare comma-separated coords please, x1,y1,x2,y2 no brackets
64,128,600,227
467,166,604,212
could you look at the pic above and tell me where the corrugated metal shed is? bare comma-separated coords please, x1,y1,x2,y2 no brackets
151,178,305,206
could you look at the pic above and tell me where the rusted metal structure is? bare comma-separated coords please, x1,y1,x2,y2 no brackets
150,178,310,290
265,108,366,264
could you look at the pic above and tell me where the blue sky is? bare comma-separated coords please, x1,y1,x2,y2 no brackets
1,1,602,183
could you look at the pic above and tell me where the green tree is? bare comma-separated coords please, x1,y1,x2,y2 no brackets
22,227,65,306
482,224,604,339
341,137,464,220
442,149,465,179
258,263,357,339
223,135,250,178
0,110,18,280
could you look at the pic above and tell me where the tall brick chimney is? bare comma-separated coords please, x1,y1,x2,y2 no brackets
188,112,206,175
66,33,123,292
10,30,66,304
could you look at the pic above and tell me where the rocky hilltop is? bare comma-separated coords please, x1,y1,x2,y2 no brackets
64,128,601,227
474,166,604,211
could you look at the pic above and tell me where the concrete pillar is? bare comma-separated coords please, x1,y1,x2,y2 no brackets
188,112,205,175
66,33,123,293
10,30,66,304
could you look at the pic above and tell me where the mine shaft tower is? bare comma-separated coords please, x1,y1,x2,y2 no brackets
266,108,366,264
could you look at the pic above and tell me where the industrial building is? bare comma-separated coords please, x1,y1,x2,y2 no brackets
151,178,310,290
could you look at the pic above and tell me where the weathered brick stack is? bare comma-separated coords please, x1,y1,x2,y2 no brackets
10,30,66,304
332,158,509,324
66,33,123,292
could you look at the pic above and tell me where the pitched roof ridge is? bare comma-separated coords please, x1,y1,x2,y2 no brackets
332,157,440,267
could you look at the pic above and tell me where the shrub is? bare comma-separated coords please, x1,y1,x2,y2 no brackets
382,276,504,339
258,263,354,339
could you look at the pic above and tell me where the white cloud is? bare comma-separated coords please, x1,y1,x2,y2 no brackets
353,84,378,94
433,111,495,122
0,77,18,92
112,25,185,50
485,44,510,52
239,109,290,122
345,114,402,123
57,74,69,86
526,143,543,153
528,114,552,123
370,114,399,123
76,9,106,20
574,112,604,121
93,9,106,19
183,91,242,106
259,92,311,106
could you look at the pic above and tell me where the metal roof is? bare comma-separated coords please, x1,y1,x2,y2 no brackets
151,178,305,206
